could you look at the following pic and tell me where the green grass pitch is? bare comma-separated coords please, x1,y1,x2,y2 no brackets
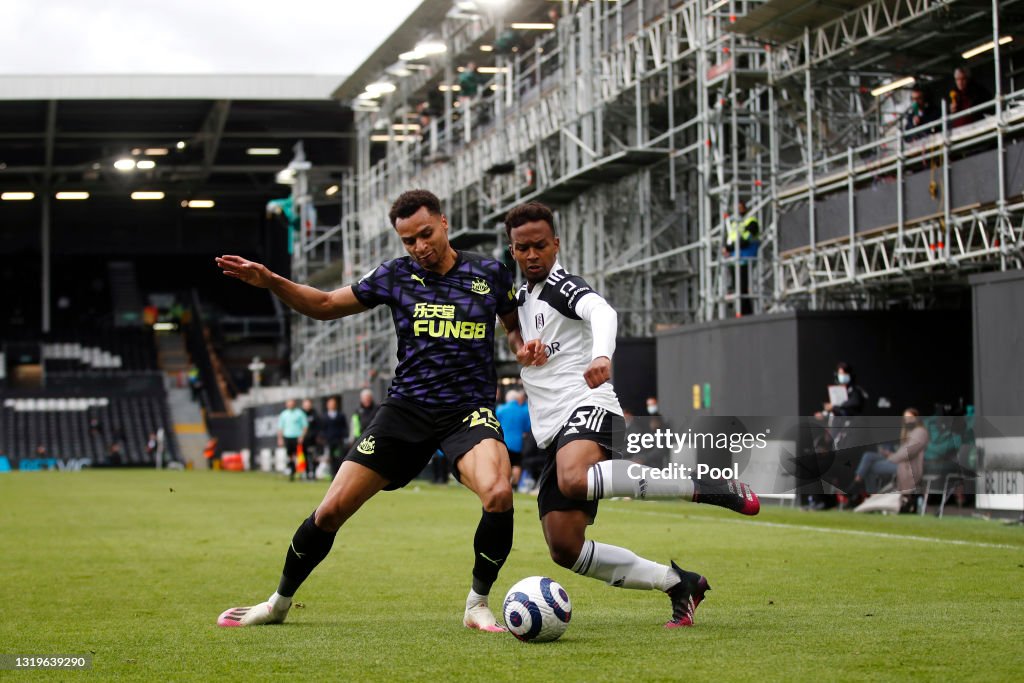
1,470,1022,681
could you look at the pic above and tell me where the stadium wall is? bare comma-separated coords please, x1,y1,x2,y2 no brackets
778,145,1024,251
657,311,972,420
971,270,1024,415
657,314,801,418
612,337,657,416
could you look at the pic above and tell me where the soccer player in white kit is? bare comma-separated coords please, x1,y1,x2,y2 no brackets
505,202,760,628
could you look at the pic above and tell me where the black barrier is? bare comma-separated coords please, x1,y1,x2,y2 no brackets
248,403,285,453
206,413,250,452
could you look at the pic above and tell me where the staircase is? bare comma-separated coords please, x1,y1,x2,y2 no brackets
156,331,208,467
108,261,144,328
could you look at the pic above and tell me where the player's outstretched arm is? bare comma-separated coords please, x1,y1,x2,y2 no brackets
216,254,367,320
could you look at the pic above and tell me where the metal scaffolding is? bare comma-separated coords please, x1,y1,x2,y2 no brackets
289,0,1023,391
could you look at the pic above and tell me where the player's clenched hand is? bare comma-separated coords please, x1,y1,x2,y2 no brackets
516,339,547,367
583,356,611,388
216,255,274,288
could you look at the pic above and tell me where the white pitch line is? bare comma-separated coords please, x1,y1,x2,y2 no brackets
606,505,1022,551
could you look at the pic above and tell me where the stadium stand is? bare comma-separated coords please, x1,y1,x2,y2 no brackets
0,393,176,467
0,325,179,468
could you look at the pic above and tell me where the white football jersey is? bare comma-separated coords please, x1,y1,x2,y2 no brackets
517,262,623,448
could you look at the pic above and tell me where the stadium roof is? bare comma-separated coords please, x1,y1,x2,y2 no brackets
0,74,347,101
728,0,1024,82
332,0,555,102
727,0,871,45
0,74,353,230
332,0,452,102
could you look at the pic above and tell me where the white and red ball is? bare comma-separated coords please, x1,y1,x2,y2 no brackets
502,576,572,642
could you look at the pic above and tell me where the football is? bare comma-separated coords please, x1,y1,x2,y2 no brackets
502,576,572,642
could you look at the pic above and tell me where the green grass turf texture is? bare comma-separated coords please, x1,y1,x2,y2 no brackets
1,470,1022,681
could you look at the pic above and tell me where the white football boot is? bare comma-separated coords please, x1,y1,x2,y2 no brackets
463,595,506,633
217,593,291,627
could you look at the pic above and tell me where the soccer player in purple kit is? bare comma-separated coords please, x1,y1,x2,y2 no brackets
214,190,544,631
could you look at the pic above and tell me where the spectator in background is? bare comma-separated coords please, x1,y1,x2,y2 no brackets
187,366,203,403
322,397,348,476
277,399,308,482
169,301,185,326
301,399,322,481
905,86,939,139
722,201,760,260
645,396,671,433
146,432,158,462
431,448,449,485
851,408,929,507
949,66,991,128
107,441,124,467
519,429,542,492
493,28,522,56
722,201,761,315
458,62,485,99
349,389,378,449
496,389,531,487
809,362,868,510
646,396,661,416
822,362,865,417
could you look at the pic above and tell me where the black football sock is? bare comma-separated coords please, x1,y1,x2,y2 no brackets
277,512,337,598
471,508,514,596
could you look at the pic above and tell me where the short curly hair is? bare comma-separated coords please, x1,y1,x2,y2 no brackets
504,201,556,241
389,189,442,227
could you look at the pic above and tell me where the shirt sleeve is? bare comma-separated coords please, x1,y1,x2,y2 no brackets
575,294,617,360
352,262,392,308
495,262,517,317
537,274,597,320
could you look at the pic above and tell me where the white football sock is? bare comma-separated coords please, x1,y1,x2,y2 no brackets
268,592,291,612
466,588,489,608
586,459,695,501
571,540,680,591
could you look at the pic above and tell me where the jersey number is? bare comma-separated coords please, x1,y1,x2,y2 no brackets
463,407,501,433
567,408,605,430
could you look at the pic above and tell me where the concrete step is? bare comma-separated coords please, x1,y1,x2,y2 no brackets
159,353,189,372
175,432,209,468
167,387,203,423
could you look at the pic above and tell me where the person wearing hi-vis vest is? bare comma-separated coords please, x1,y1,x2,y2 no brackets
721,201,760,260
721,201,761,316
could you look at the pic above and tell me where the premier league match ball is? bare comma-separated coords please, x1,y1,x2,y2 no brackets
502,576,572,643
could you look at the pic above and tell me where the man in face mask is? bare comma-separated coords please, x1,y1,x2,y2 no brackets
646,397,660,416
810,362,868,510
825,362,864,417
